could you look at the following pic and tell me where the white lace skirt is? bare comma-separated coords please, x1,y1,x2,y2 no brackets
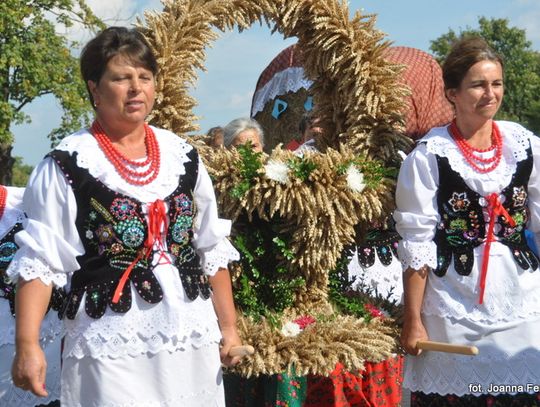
61,343,225,407
403,312,540,396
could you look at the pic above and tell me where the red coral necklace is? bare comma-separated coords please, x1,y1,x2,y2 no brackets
0,185,6,220
448,120,502,173
91,120,160,185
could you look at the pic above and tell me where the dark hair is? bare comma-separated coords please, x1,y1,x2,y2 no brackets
80,26,158,108
442,36,504,90
299,112,314,135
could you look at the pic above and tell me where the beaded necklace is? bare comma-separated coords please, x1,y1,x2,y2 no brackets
449,120,503,173
91,120,160,185
0,185,6,220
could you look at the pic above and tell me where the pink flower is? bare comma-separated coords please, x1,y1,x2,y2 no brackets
364,303,386,319
293,315,316,330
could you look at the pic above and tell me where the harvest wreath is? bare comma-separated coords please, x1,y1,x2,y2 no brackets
139,0,409,376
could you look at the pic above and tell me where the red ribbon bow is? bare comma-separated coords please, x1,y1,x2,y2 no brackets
479,193,516,304
112,199,169,304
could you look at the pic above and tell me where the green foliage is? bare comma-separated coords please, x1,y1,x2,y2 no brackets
328,250,401,323
0,0,104,174
11,157,33,187
230,143,263,198
430,17,540,134
231,214,305,324
286,157,317,181
337,157,398,186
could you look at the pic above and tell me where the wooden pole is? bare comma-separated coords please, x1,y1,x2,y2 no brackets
416,340,478,356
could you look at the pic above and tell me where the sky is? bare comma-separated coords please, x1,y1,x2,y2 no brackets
11,0,540,166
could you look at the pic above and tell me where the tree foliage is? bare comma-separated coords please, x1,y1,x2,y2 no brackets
0,0,103,183
430,17,540,134
11,157,33,187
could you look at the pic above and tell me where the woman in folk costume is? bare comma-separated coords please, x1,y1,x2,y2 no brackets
396,37,540,406
0,186,62,406
9,26,242,406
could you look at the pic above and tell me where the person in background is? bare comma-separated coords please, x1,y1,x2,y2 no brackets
395,37,540,406
207,126,225,148
296,112,322,154
222,117,264,153
0,186,62,407
9,26,241,406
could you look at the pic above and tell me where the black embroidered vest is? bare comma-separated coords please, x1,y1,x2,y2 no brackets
0,222,64,316
0,223,23,315
433,145,539,276
49,148,211,320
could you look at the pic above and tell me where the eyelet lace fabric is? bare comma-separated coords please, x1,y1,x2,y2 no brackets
0,354,61,406
200,238,240,276
6,245,68,287
421,244,540,322
348,250,403,302
8,127,240,360
62,282,222,359
0,301,63,346
56,127,191,203
64,390,223,407
403,348,540,396
397,240,437,271
251,67,313,116
423,121,530,185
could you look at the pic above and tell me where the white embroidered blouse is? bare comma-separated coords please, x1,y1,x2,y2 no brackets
7,127,239,359
394,121,540,323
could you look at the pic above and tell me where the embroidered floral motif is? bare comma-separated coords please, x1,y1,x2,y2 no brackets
96,224,115,243
85,199,146,266
434,152,538,278
169,193,197,266
0,241,17,265
448,192,470,212
449,219,467,231
174,193,193,215
512,186,527,207
110,198,137,220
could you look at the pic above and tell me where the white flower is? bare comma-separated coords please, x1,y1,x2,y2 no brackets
281,321,301,337
264,159,290,184
346,165,365,193
86,230,94,239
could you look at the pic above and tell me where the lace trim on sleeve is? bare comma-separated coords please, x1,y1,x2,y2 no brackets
198,238,240,276
6,245,68,288
397,240,437,271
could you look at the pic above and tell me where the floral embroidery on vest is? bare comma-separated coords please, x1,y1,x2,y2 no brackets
433,144,538,277
49,147,210,320
0,223,65,316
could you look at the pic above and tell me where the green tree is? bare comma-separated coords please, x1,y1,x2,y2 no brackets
11,156,33,187
430,17,540,134
0,0,104,184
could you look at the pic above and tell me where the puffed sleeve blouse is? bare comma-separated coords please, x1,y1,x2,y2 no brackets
7,126,239,359
394,121,540,322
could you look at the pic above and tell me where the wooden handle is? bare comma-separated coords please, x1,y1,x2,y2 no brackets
228,345,255,357
416,340,479,356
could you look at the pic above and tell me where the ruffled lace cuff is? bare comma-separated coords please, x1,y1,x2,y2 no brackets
199,238,240,276
397,240,437,271
6,246,68,288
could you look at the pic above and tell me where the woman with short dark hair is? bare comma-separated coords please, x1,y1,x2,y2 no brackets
10,27,242,406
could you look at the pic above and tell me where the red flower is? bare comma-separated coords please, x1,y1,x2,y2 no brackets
365,303,386,319
293,315,316,330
